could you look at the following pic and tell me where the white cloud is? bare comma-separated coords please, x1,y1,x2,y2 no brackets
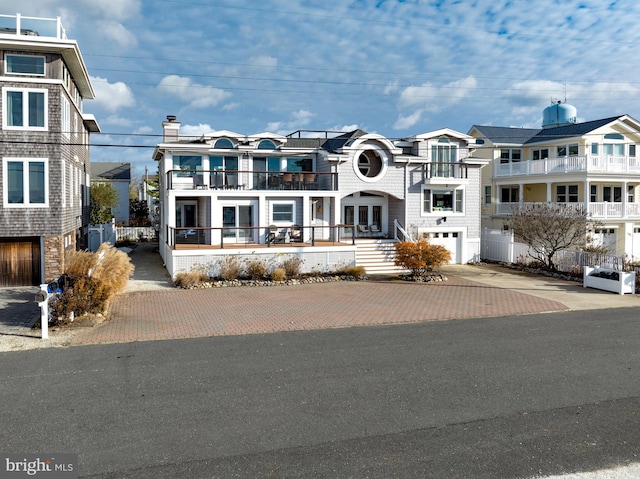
265,110,316,135
332,124,360,132
97,21,138,49
399,76,478,111
89,76,135,112
393,110,423,130
158,75,231,109
181,124,215,137
250,55,278,68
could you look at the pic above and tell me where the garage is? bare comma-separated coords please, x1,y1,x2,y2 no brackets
428,231,462,264
0,238,41,286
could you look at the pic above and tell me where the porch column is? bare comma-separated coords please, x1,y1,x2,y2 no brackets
518,184,524,205
584,179,589,215
546,182,552,202
623,180,628,218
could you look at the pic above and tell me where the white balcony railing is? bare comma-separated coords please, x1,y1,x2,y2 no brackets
0,13,67,40
494,155,640,177
496,201,640,219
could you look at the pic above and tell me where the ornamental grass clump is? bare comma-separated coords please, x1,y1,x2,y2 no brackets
50,243,134,321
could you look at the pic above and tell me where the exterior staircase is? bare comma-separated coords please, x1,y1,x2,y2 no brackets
355,238,408,275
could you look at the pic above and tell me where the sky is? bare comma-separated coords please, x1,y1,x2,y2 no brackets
3,0,640,178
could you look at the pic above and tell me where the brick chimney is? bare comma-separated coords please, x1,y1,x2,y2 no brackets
162,115,180,142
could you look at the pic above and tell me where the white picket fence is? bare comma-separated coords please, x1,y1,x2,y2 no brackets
115,226,157,241
481,228,628,274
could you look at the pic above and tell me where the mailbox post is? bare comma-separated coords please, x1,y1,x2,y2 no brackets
35,284,49,339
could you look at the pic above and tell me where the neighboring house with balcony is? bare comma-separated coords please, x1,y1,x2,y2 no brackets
0,14,99,286
90,162,131,226
469,102,640,259
152,117,488,278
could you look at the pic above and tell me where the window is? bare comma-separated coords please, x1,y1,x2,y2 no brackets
591,143,599,155
484,185,492,205
603,186,622,202
500,186,518,203
628,185,635,203
532,149,548,160
3,158,48,207
286,158,312,171
3,87,47,129
432,138,458,176
500,149,521,163
590,184,597,203
5,54,45,75
61,96,70,137
272,202,294,223
556,184,578,203
214,138,234,149
173,155,201,176
423,188,463,213
630,145,636,157
568,144,579,156
258,140,276,150
357,149,383,178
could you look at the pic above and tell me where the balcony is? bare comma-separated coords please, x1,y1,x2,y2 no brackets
166,169,338,191
421,162,469,183
166,224,358,249
496,201,640,219
0,13,67,39
494,155,640,177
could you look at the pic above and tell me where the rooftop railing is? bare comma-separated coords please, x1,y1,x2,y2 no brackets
0,13,67,40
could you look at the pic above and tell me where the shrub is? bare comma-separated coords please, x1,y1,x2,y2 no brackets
342,265,366,279
217,256,243,281
245,258,268,280
51,244,134,321
270,267,287,282
174,271,208,288
282,257,303,278
394,240,451,276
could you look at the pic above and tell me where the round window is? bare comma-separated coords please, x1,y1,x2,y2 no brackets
356,150,383,178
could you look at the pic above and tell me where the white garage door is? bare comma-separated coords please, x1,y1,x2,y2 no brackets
429,231,461,264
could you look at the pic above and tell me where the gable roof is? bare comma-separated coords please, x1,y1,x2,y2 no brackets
321,129,368,152
91,162,131,180
468,125,540,145
524,115,625,145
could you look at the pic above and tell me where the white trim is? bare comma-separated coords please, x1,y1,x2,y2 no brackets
4,53,46,76
270,200,296,224
2,86,48,131
352,144,389,183
2,157,49,208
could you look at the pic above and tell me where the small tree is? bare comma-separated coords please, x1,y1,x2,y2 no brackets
505,203,601,271
129,198,151,226
90,182,119,224
394,240,452,276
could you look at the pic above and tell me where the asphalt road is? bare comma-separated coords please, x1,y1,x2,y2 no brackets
2,308,640,478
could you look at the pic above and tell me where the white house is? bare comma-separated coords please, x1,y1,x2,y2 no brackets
153,117,488,278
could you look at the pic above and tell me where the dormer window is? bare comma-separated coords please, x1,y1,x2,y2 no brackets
5,54,45,76
214,138,234,149
258,139,276,150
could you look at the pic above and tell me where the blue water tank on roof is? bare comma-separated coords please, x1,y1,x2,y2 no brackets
542,101,577,129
